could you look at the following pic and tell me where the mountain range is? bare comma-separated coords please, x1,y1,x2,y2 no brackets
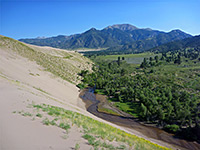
149,34,200,53
19,24,192,52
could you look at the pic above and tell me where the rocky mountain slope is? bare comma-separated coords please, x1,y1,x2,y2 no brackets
19,24,191,52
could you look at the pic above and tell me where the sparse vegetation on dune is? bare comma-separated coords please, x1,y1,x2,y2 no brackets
18,103,170,150
0,35,92,84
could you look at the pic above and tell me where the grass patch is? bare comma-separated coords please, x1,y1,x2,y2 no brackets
29,73,35,76
75,143,80,150
82,134,98,146
42,118,51,126
63,55,73,59
21,111,32,117
114,102,139,118
98,105,121,116
94,89,106,95
36,113,42,118
116,145,127,149
33,86,49,95
59,122,71,132
93,52,158,64
42,118,57,126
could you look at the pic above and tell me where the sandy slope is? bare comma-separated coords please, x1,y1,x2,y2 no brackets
0,79,90,150
0,45,175,150
0,47,93,150
0,47,120,150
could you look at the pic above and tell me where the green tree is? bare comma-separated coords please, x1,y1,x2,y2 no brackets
155,56,159,63
141,103,147,119
117,57,120,66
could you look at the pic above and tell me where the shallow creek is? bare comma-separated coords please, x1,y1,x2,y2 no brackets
80,88,200,150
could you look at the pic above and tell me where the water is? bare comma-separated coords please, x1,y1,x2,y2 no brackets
80,88,200,150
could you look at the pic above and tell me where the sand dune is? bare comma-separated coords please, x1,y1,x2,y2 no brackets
0,45,129,149
0,37,174,150
0,46,93,149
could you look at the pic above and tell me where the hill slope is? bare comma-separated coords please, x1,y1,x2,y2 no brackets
19,24,191,52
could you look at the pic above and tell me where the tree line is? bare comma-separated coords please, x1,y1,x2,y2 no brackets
78,55,200,141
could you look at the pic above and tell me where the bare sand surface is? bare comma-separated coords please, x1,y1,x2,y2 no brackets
0,47,85,108
0,46,174,150
74,48,105,52
0,78,93,150
0,47,93,150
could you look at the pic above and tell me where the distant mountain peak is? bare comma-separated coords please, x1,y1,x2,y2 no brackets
84,27,97,34
168,29,191,37
170,29,182,32
36,36,46,39
89,27,97,31
105,24,138,31
143,28,152,31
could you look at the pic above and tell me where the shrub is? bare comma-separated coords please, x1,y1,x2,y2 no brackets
75,143,80,150
36,113,42,118
59,122,70,132
76,83,86,89
164,124,180,133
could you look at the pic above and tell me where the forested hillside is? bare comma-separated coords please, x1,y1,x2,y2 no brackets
150,35,200,53
19,24,191,53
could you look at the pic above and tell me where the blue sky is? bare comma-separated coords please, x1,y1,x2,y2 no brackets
0,0,200,39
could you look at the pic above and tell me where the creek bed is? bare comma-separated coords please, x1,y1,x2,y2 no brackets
80,88,200,150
